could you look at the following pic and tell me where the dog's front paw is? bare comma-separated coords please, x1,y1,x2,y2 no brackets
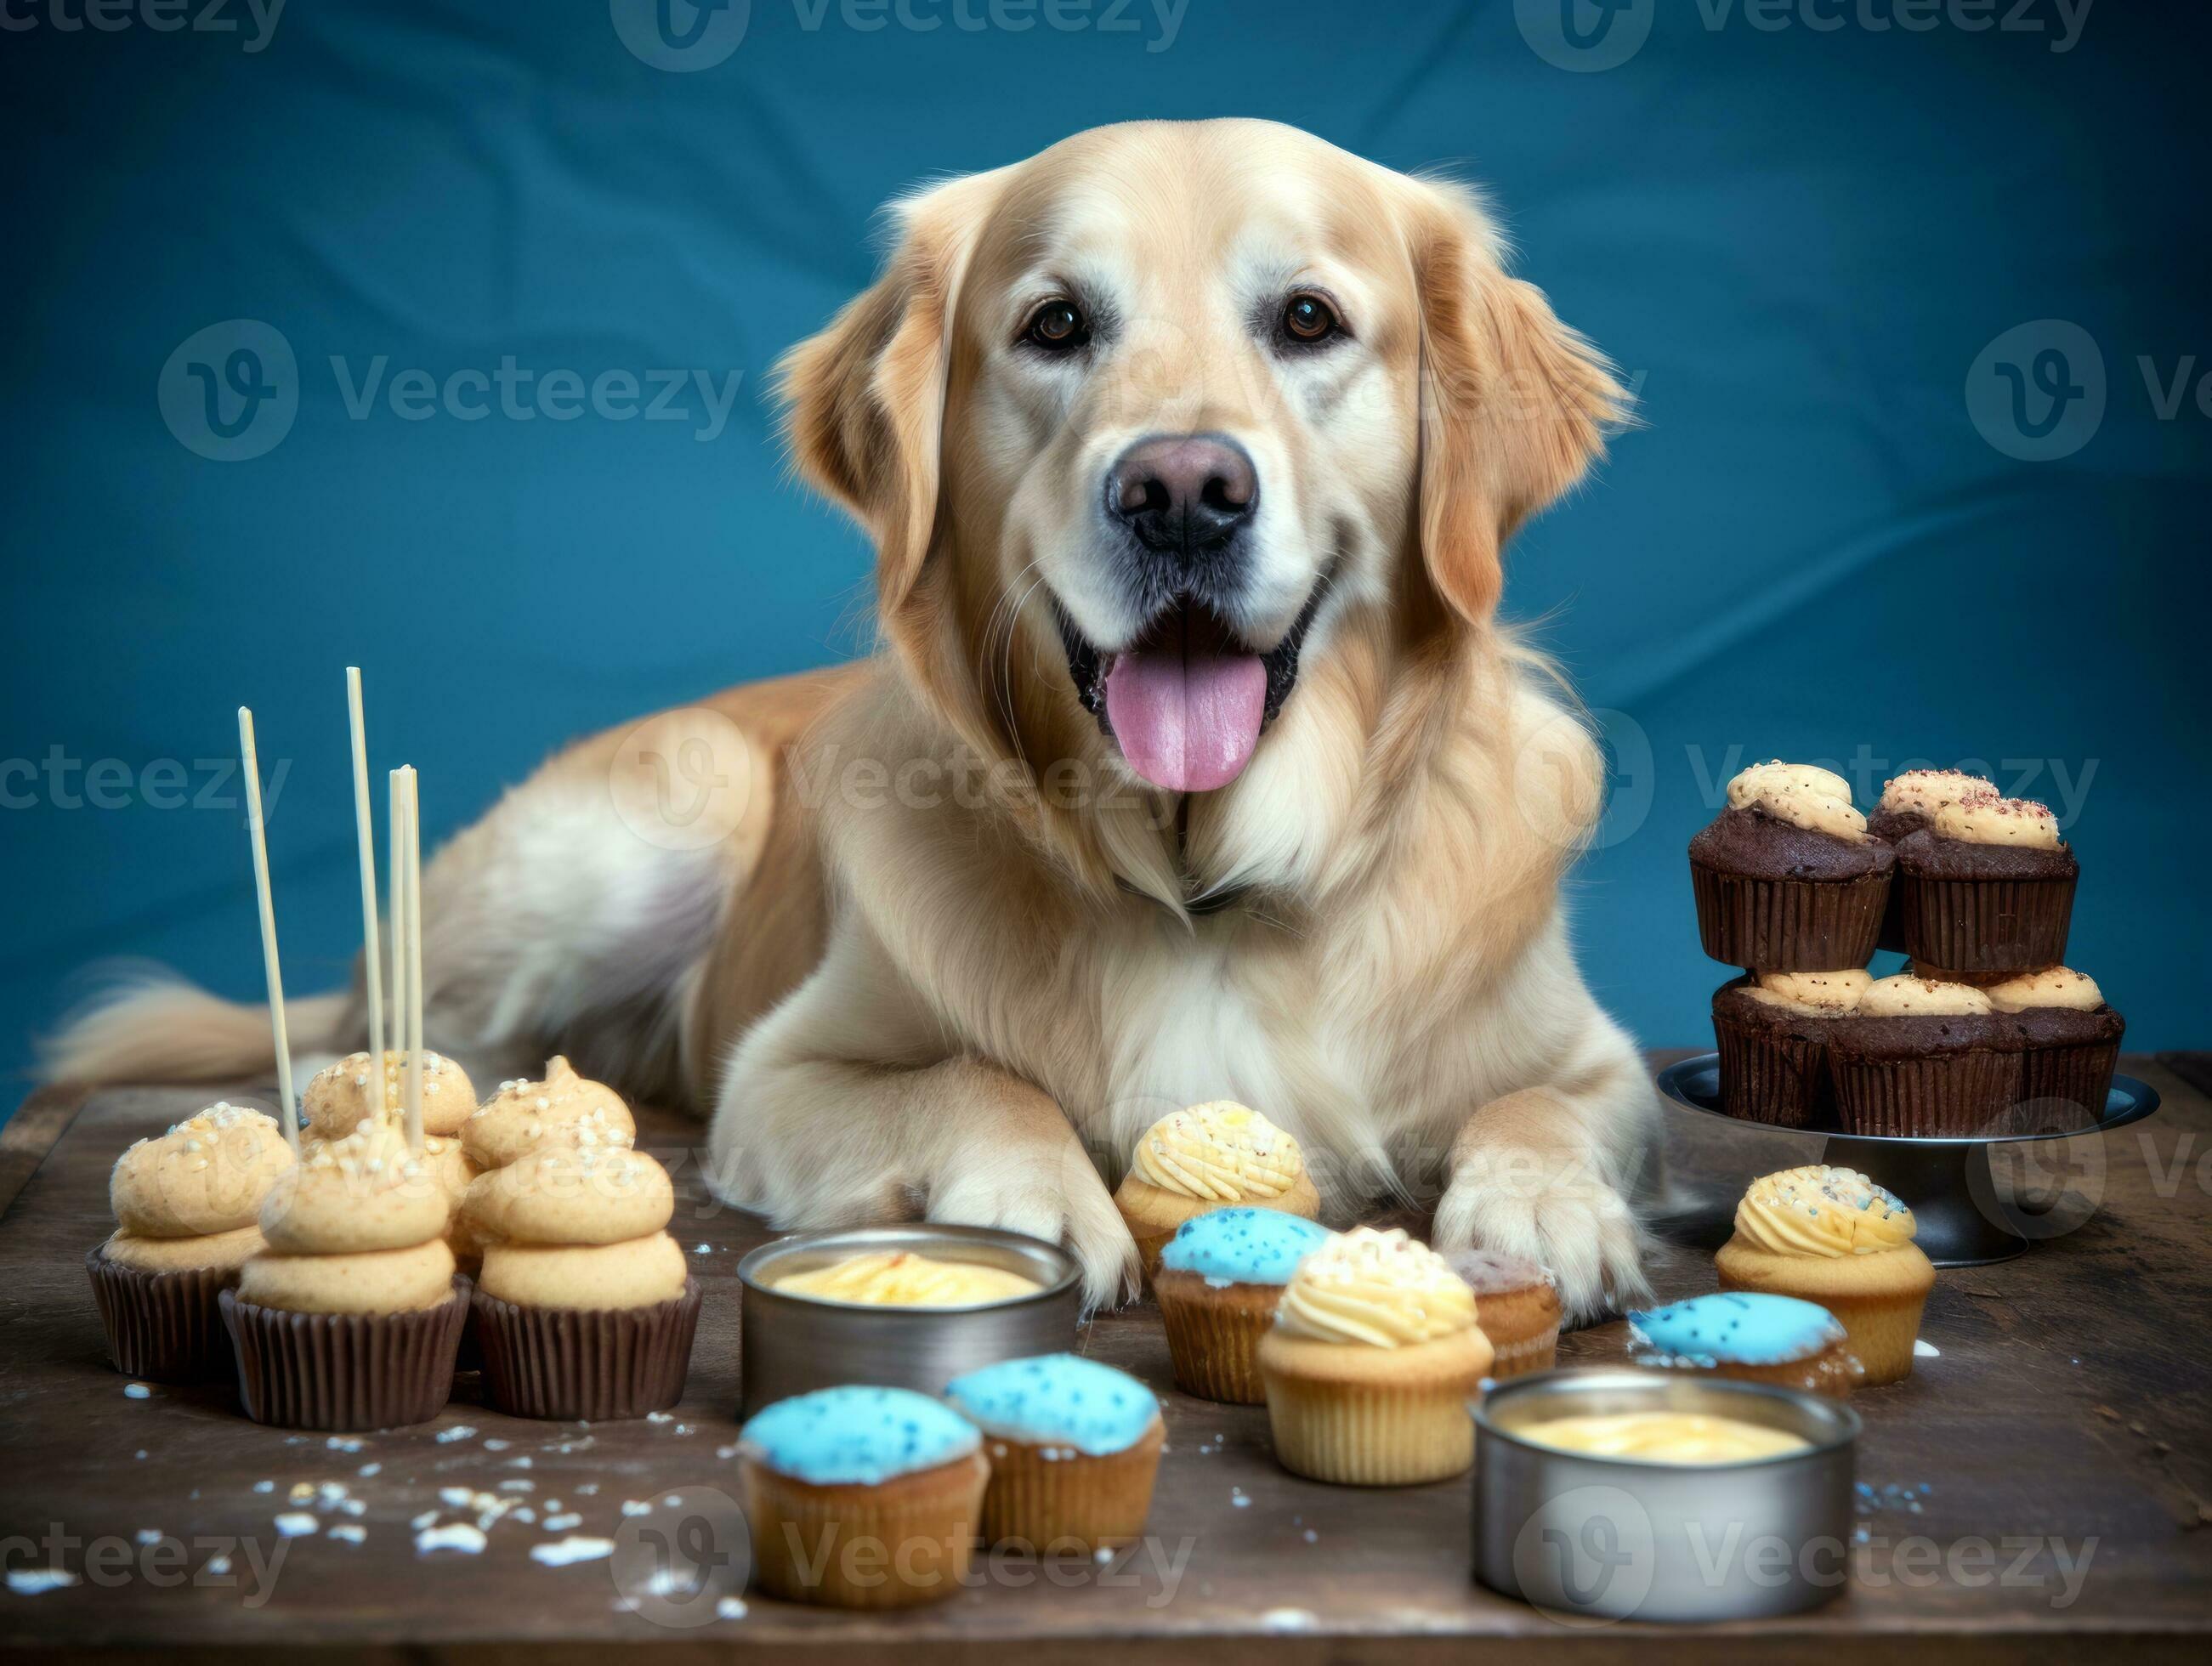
1433,1144,1650,1324
928,1163,1140,1312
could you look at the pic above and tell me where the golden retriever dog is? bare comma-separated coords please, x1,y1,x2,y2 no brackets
52,119,1655,1318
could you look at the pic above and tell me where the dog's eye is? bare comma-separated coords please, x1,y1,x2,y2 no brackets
1024,299,1090,352
1282,292,1341,345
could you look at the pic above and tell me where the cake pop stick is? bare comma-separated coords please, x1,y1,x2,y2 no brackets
346,668,386,1098
401,766,426,1153
237,706,301,1151
389,766,406,1109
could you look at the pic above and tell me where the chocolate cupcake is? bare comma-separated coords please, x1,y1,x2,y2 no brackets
1689,762,1893,971
226,1121,468,1430
1710,969,1872,1129
1869,770,1994,949
1987,966,2124,1128
464,1145,700,1420
1893,791,2077,975
88,1102,295,1383
1824,975,2025,1138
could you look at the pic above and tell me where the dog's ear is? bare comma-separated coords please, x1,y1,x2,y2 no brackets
774,173,998,649
1409,184,1628,631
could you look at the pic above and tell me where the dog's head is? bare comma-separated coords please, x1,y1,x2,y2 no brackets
779,121,1623,877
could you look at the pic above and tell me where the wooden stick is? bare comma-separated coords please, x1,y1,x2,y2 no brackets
388,767,406,1114
346,669,385,1097
401,767,426,1153
237,707,300,1151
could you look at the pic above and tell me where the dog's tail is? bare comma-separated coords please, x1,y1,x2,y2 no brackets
38,966,353,1088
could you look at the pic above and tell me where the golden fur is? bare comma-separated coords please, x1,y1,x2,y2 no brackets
48,121,1656,1318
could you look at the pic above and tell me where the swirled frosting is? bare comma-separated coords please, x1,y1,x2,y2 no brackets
1130,1102,1306,1202
1740,968,1872,1017
303,1049,476,1140
1934,791,2060,849
1986,966,2103,1013
1272,1227,1477,1348
1858,975,1993,1017
1726,762,1867,842
1879,768,1994,820
110,1102,294,1238
1733,1164,1917,1258
462,1057,636,1169
769,1250,1040,1306
260,1121,450,1255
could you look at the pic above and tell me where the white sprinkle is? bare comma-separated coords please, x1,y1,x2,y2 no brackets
436,1425,478,1443
206,1554,231,1575
695,1244,710,1255
134,1450,148,1461
645,1412,672,1425
499,1480,536,1493
134,1530,162,1546
575,1482,599,1496
1261,1608,1319,1631
1302,1528,1319,1544
7,1569,79,1595
329,1524,366,1544
410,1510,439,1530
544,1512,581,1531
714,1446,737,1461
1914,1340,1941,1357
416,1522,488,1556
252,1480,274,1493
439,1488,474,1508
1094,1547,1114,1564
507,1454,533,1469
620,1500,651,1517
358,1463,382,1478
123,1383,152,1400
482,1438,512,1452
326,1436,364,1453
530,1536,615,1567
513,1507,536,1525
274,1513,319,1538
715,1596,747,1620
663,1494,682,1507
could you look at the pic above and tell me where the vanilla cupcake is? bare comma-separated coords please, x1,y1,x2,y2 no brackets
1114,1102,1321,1277
461,1056,636,1170
303,1051,483,1265
944,1354,1163,1554
1825,975,2024,1136
1444,1250,1563,1379
739,1386,990,1609
1154,1207,1332,1402
1257,1227,1490,1485
88,1102,294,1383
225,1121,467,1429
463,1145,699,1419
1629,1292,1863,1398
1715,1165,1936,1386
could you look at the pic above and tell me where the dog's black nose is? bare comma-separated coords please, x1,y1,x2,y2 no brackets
1106,434,1258,558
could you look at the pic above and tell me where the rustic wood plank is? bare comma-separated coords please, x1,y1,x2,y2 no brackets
3,1059,2208,1661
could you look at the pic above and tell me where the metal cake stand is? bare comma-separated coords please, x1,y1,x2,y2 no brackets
1654,1054,2160,1266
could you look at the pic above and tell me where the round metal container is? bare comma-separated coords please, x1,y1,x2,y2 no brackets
1472,1368,1859,1624
736,1225,1082,1416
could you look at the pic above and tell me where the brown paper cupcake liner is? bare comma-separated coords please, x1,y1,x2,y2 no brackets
1487,1326,1562,1380
1831,1049,2024,1138
473,1278,700,1420
1690,862,1889,972
222,1278,468,1431
1712,1011,1829,1129
1897,874,2075,974
1154,1274,1279,1402
2016,1039,2120,1127
978,1419,1163,1553
85,1248,235,1384
742,1451,988,1610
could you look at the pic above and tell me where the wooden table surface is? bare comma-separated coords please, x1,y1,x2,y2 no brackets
4,1056,2209,1663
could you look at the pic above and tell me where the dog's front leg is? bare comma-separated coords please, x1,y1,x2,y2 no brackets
1432,1042,1657,1323
706,944,1137,1308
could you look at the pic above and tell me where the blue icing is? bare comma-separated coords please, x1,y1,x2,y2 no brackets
1629,1293,1843,1367
738,1386,979,1485
942,1353,1160,1456
1158,1207,1332,1286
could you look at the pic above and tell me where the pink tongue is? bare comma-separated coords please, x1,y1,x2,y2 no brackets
1103,644,1268,792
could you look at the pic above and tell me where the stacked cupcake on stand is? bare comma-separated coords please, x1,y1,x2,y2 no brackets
1670,759,2156,1266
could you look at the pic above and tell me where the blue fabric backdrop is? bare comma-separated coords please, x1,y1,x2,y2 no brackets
3,0,2203,1106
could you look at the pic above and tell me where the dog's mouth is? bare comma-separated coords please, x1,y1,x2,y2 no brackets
1057,575,1331,794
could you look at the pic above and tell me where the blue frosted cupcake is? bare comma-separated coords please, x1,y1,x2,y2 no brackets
1154,1206,1332,1402
1628,1292,1863,1398
736,1386,989,1608
944,1353,1163,1553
